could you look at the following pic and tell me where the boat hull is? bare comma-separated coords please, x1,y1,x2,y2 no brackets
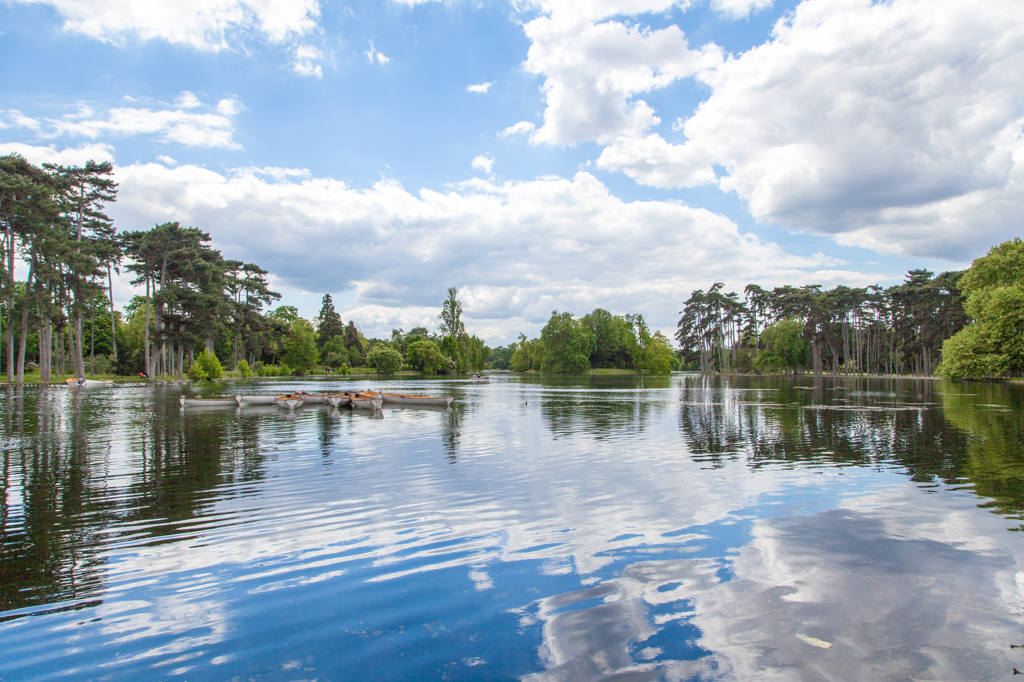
180,396,238,408
276,396,304,409
380,392,452,407
236,395,278,405
351,391,383,410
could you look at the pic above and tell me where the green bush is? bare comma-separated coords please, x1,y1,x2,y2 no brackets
366,344,404,374
255,363,291,377
189,350,224,381
405,338,449,375
237,359,253,378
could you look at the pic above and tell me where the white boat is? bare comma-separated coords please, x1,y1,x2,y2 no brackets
180,396,238,408
327,393,352,407
276,395,304,409
380,392,452,407
294,392,329,404
65,378,114,387
235,395,279,405
350,391,383,410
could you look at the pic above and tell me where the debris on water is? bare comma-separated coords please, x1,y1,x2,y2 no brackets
796,633,832,648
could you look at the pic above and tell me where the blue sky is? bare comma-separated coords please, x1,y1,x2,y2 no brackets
2,0,1022,343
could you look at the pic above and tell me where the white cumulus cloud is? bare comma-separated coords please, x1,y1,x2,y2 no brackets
466,82,494,94
10,0,321,50
596,0,1024,259
292,44,323,77
0,141,116,166
501,121,536,137
91,158,881,340
711,0,773,19
520,11,722,145
471,155,495,174
12,93,243,149
366,41,390,65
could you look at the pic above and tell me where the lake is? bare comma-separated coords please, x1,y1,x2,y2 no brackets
2,373,1023,681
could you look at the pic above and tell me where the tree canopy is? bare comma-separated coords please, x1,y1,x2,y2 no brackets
937,239,1024,379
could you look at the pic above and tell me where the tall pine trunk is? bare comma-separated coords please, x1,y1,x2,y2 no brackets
5,224,13,382
74,315,84,379
15,250,36,384
144,277,152,380
108,264,118,362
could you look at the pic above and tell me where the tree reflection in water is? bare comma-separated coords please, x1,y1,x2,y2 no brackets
2,375,1023,680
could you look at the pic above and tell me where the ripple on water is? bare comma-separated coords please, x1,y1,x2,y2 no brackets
1,375,1024,680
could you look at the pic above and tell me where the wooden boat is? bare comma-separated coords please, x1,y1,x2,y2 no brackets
380,392,452,407
180,396,238,408
294,391,329,404
350,391,383,410
276,395,304,409
327,393,352,408
235,395,279,406
65,378,114,387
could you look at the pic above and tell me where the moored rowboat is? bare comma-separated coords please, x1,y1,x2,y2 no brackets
235,395,278,405
180,396,238,408
294,391,329,404
350,391,383,410
327,393,352,407
380,392,452,407
276,395,304,409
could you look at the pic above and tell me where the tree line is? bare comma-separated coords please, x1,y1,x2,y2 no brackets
675,239,1024,381
490,308,678,374
4,151,1019,382
675,270,966,377
308,287,488,376
0,154,490,382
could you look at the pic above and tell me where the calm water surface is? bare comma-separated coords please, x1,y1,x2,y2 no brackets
2,373,1024,681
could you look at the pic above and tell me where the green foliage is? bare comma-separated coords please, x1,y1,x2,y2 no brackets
438,287,465,338
321,335,350,369
581,309,632,368
254,361,291,376
316,294,345,350
541,311,595,373
366,344,404,374
510,334,544,371
624,314,654,370
269,306,299,323
406,338,449,374
489,344,515,370
937,324,1005,379
189,350,224,381
641,332,677,373
236,359,253,378
459,333,488,373
938,239,1024,380
438,335,462,371
281,319,318,375
755,319,808,374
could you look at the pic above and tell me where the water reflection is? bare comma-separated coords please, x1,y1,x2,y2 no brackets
1,375,1023,680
